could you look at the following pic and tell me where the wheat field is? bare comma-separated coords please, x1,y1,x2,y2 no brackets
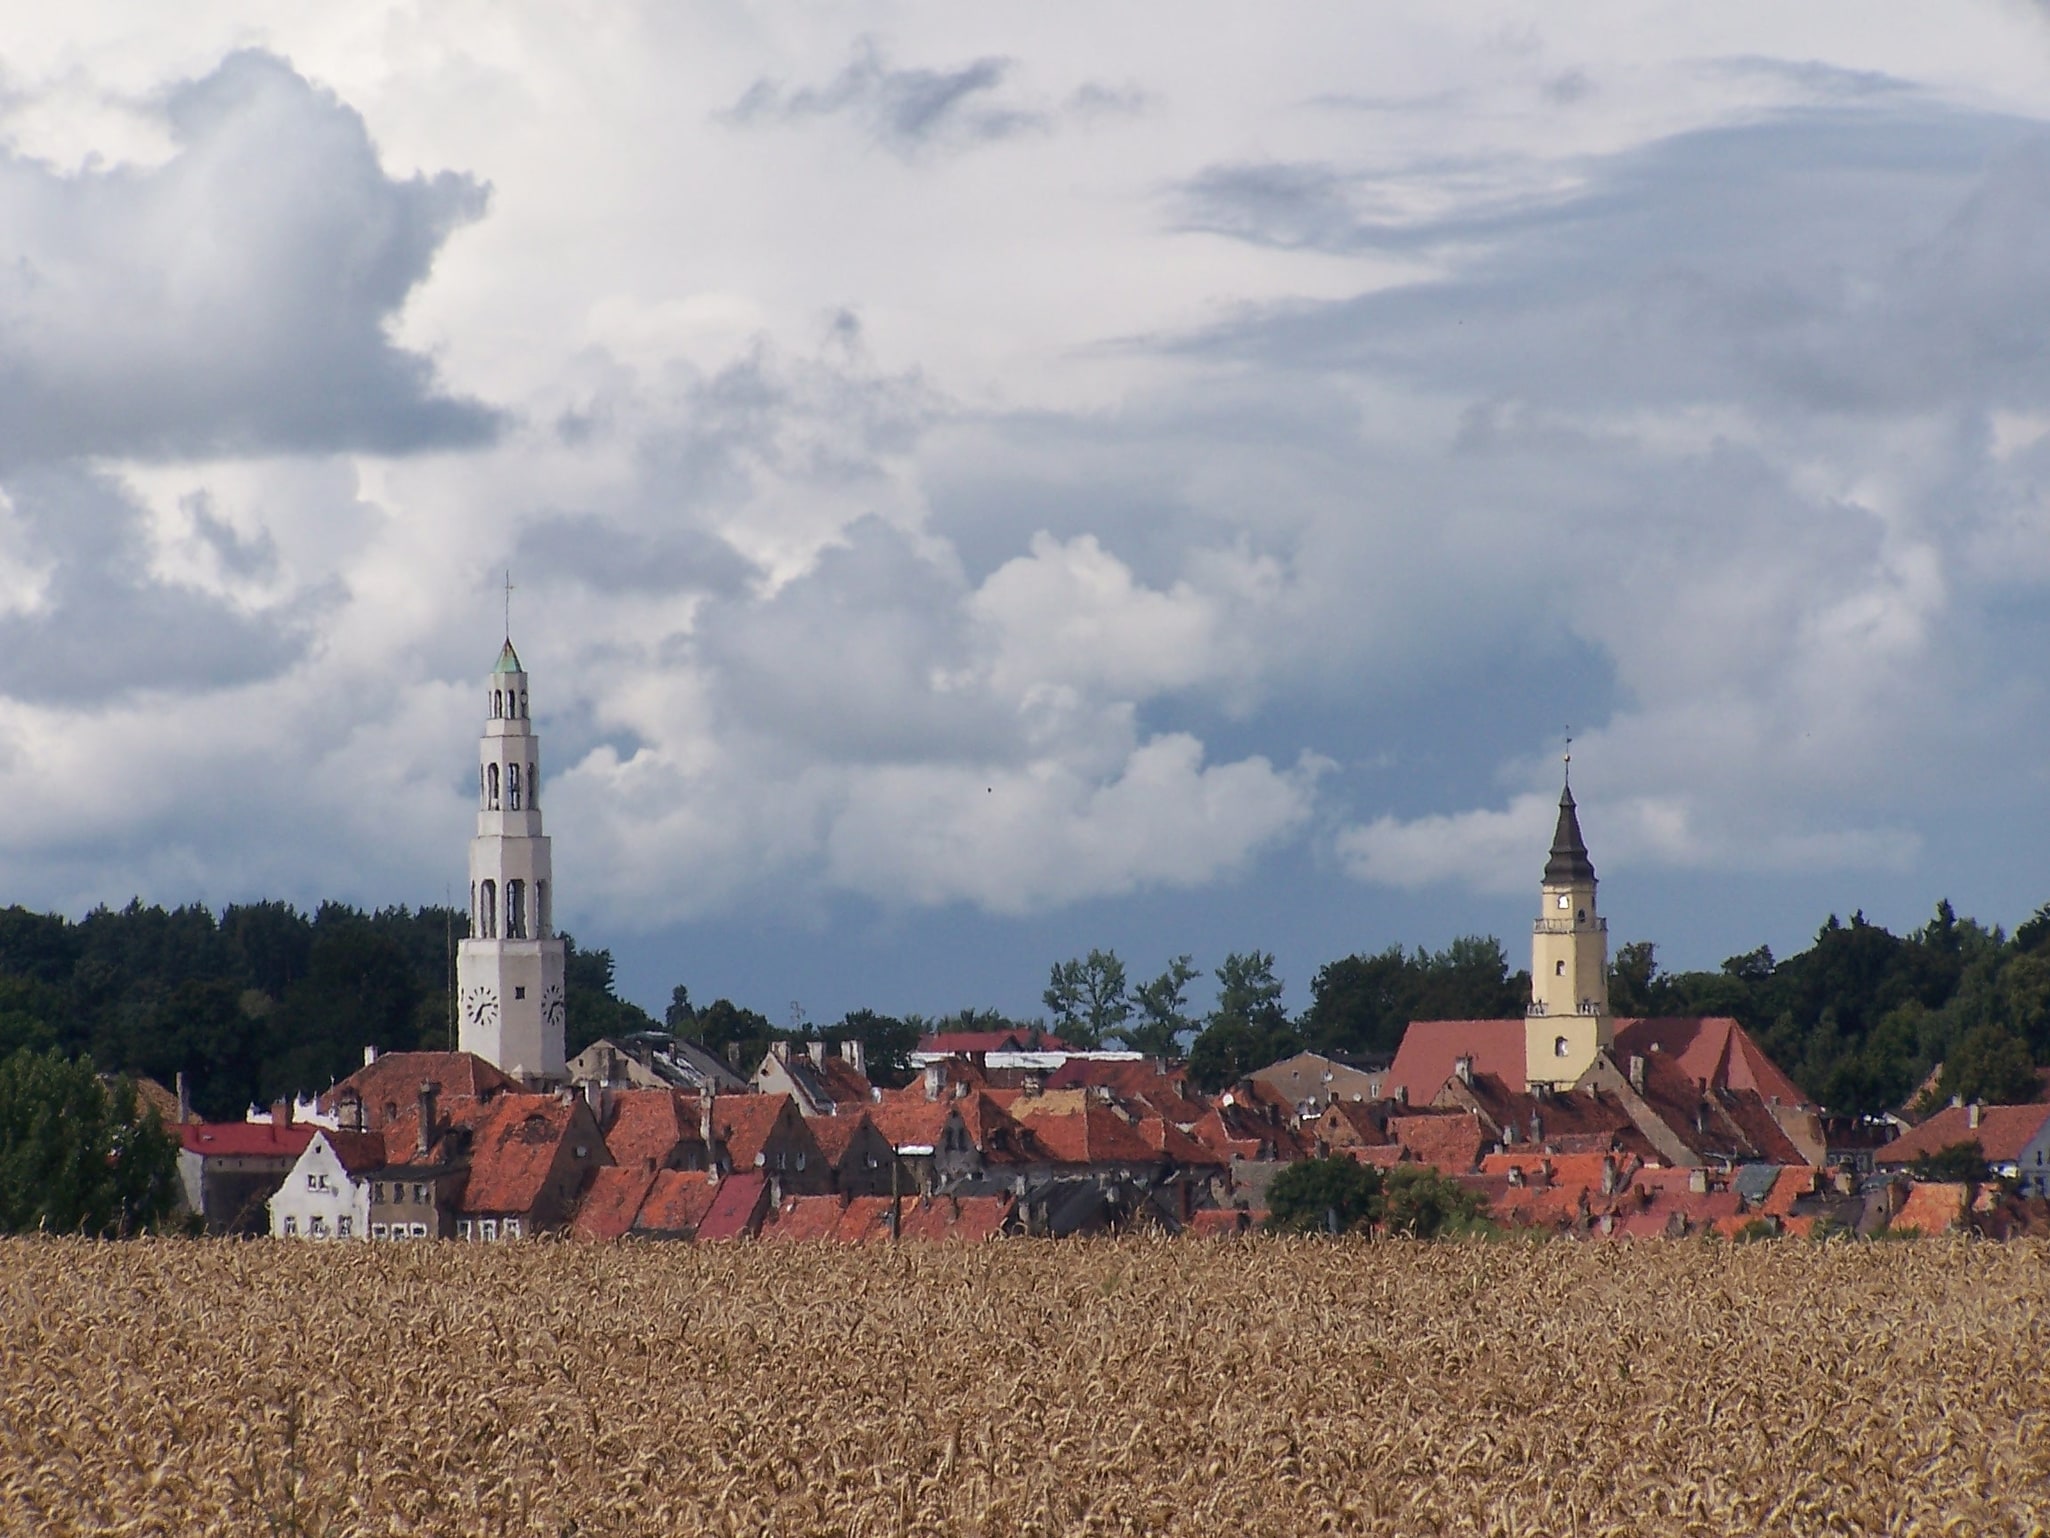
2,1236,2046,1537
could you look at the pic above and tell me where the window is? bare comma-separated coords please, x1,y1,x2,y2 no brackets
514,985,525,999
481,1219,498,1241
492,689,502,719
414,1184,428,1205
519,692,528,718
410,1223,428,1239
283,1217,297,1237
1576,909,1587,922
372,1183,383,1204
504,1219,521,1239
371,1224,388,1239
508,763,522,810
1557,894,1569,909
458,1220,473,1240
796,1152,807,1171
506,879,526,939
480,881,497,939
337,1218,352,1238
487,763,500,810
1555,1036,1571,1058
1555,960,1566,976
310,1216,328,1237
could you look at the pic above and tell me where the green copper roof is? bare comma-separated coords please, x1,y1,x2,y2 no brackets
493,639,523,674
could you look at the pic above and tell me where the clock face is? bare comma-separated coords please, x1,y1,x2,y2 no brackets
463,985,499,1026
542,983,566,1029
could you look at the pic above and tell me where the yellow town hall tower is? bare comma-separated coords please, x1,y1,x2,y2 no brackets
1524,776,1613,1090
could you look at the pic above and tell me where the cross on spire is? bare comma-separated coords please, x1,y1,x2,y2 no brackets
504,569,516,643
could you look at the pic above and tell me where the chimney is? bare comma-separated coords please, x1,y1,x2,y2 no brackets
1628,1055,1646,1094
364,1045,379,1068
770,1039,791,1066
417,1082,438,1160
1528,1111,1542,1145
924,1062,944,1101
700,1091,718,1168
1454,1055,1474,1087
844,1040,866,1079
1600,1156,1619,1196
1687,1167,1708,1194
1968,1102,1982,1129
724,1042,742,1067
1507,1164,1526,1187
272,1098,291,1129
175,1071,191,1126
806,1040,827,1069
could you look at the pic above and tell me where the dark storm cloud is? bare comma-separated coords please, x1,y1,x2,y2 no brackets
0,50,497,464
1173,108,2050,416
0,468,316,704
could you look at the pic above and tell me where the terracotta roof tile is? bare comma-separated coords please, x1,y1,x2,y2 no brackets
1390,1112,1486,1173
695,1172,771,1240
898,1193,1015,1241
461,1095,595,1215
573,1166,659,1241
1386,1020,1528,1103
1891,1181,1969,1234
1016,1104,1158,1167
602,1089,704,1172
317,1129,390,1176
632,1171,722,1237
806,1111,877,1167
1613,1017,1810,1107
320,1051,519,1129
712,1095,801,1171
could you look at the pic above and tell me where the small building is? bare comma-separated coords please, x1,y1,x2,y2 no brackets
268,1130,388,1240
806,1111,898,1197
1874,1103,2050,1195
1254,1051,1393,1116
456,1093,611,1240
706,1094,829,1196
752,1040,875,1116
567,1033,749,1097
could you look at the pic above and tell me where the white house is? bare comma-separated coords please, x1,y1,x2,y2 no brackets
268,1129,386,1240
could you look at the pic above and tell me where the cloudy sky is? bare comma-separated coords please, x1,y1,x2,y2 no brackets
6,4,2050,1025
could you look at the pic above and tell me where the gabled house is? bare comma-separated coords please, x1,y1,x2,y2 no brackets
566,1033,749,1097
1253,1051,1393,1115
456,1093,611,1240
369,1084,484,1239
753,1040,875,1117
868,1089,1038,1194
1875,1103,2050,1195
598,1088,713,1177
806,1111,898,1197
268,1129,388,1240
705,1093,828,1195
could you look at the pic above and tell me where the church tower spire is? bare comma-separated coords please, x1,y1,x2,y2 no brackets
1524,765,1612,1090
456,636,567,1083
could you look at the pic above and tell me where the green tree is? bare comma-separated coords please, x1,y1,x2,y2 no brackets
1119,956,1199,1057
1043,950,1132,1050
0,1048,180,1235
835,1008,919,1088
1265,1155,1383,1235
1380,1165,1491,1238
1939,1024,2040,1106
1187,952,1298,1092
1909,1140,1989,1184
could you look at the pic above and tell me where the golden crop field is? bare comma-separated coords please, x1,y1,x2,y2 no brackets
2,1237,2047,1537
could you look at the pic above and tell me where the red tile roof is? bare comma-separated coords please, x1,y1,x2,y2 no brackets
1187,1208,1259,1237
897,1193,1015,1241
1016,1104,1158,1167
1132,1114,1220,1167
602,1090,703,1173
462,1095,592,1214
632,1171,722,1237
1385,1020,1528,1104
572,1166,660,1241
1875,1104,2050,1166
1390,1112,1486,1174
319,1051,519,1129
695,1172,771,1241
806,1111,879,1168
1891,1182,1968,1235
381,1096,494,1166
711,1096,799,1171
178,1121,314,1159
1613,1017,1810,1107
1313,1100,1391,1147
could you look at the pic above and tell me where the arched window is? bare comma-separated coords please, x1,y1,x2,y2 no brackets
1554,1036,1570,1058
507,763,522,811
506,880,526,940
480,881,497,939
528,763,538,809
493,690,503,719
536,880,550,937
519,691,528,718
1555,960,1566,976
487,763,500,810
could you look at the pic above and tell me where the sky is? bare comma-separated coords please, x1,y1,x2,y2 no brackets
6,4,2050,1026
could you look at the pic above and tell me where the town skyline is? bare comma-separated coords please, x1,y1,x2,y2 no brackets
4,6,2050,1023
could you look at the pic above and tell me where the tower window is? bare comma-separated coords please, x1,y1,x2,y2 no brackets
520,691,528,718
487,763,500,810
1577,909,1587,922
1555,960,1566,976
507,763,522,811
1554,1036,1571,1058
1557,895,1569,909
506,880,526,940
480,880,497,939
493,690,503,719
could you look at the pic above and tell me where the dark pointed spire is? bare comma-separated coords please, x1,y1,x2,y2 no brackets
1544,783,1595,884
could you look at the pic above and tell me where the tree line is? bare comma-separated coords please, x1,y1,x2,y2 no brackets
1,894,2048,1123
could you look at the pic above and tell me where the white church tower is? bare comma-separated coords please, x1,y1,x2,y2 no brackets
456,638,567,1084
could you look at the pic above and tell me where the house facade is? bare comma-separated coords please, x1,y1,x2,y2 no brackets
268,1130,387,1240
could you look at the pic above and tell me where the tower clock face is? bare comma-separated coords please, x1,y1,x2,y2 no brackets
463,985,499,1026
542,983,566,1029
